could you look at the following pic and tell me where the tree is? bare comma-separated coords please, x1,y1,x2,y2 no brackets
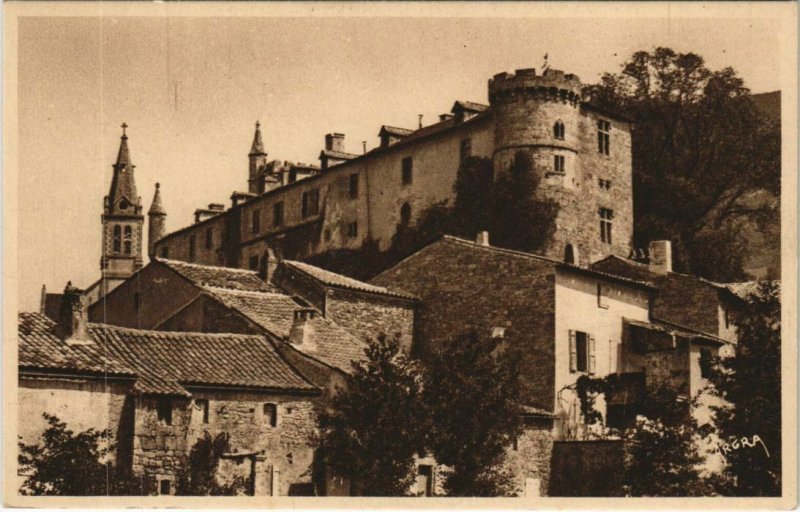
176,431,249,495
424,331,524,496
18,413,142,496
704,281,781,495
584,47,780,281
489,151,559,253
318,334,427,496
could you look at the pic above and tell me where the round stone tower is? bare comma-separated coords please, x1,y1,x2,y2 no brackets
489,68,597,261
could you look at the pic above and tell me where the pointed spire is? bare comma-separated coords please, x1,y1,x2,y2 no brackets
249,121,266,156
148,182,166,215
116,122,132,167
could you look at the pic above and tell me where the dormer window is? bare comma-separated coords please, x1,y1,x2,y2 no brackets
553,120,565,140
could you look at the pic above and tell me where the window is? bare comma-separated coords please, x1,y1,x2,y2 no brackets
188,235,196,261
249,255,259,270
400,203,411,225
195,399,209,424
156,398,172,425
724,308,731,329
347,221,358,238
597,119,611,155
598,178,612,190
161,246,169,258
564,244,576,265
349,174,359,199
569,330,595,374
123,226,132,255
205,227,213,249
302,189,320,217
599,208,613,244
597,283,609,309
133,292,140,312
158,479,172,496
252,209,261,234
417,465,433,497
113,225,121,253
401,157,413,185
460,138,472,163
553,155,565,174
263,403,277,427
273,202,284,226
554,120,565,140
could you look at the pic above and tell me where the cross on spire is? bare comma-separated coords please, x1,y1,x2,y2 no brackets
121,122,128,139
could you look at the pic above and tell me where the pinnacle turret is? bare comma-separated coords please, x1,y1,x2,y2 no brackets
249,121,266,156
148,182,166,216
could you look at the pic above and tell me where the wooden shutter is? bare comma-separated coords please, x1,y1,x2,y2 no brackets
569,330,577,372
588,334,596,375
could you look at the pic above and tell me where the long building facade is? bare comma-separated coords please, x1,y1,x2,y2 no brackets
150,67,634,271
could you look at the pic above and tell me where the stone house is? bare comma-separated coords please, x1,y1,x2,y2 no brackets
18,287,327,496
87,255,416,394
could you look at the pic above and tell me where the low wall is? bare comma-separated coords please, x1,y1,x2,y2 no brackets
548,440,624,497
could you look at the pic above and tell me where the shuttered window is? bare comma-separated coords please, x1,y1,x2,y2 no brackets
569,330,596,374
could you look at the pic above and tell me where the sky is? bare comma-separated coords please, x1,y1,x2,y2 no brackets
15,11,784,311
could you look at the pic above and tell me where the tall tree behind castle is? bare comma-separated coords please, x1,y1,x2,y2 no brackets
584,47,780,282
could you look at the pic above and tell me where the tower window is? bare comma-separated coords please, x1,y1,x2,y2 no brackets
349,174,359,199
302,189,320,217
460,138,472,163
554,120,565,140
273,202,284,226
263,403,278,427
113,225,122,253
401,157,413,185
400,203,411,225
599,208,613,244
597,119,611,155
123,226,132,255
554,155,565,174
205,227,213,249
189,235,196,261
252,209,261,234
347,221,358,238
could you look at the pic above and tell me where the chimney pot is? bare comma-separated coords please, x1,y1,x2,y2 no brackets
259,247,279,283
648,240,672,274
476,231,490,247
289,307,317,351
56,282,91,345
325,133,346,153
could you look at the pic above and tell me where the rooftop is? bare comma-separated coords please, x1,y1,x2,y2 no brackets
157,258,279,293
285,260,419,301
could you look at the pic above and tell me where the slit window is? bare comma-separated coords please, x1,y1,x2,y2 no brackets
196,399,209,424
554,120,565,140
349,174,359,199
273,202,284,226
123,226,132,254
599,208,613,244
113,225,122,253
401,157,413,185
263,403,277,427
400,203,411,225
597,119,611,155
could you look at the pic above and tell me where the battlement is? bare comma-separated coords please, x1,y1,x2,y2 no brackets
489,68,582,105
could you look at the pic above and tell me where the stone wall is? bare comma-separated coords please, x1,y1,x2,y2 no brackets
503,417,555,496
652,273,721,336
133,390,319,496
548,440,624,496
371,237,557,411
324,288,415,352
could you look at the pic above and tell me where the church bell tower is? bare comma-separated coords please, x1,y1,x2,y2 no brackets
100,123,144,289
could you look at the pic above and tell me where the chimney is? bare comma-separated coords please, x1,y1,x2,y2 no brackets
476,231,490,247
418,114,423,129
40,284,47,315
56,282,91,345
325,133,345,153
259,247,279,283
648,240,672,274
288,308,317,351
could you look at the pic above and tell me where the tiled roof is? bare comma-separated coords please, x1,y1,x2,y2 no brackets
158,258,278,293
452,100,489,113
18,312,316,396
589,255,660,285
721,281,779,301
285,260,418,300
18,312,136,377
624,317,726,345
378,125,414,137
204,287,369,374
320,149,358,160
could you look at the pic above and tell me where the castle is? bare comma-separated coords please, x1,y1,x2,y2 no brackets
138,68,634,274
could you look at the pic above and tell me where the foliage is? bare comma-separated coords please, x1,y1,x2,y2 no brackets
318,334,427,496
703,281,781,495
176,431,250,496
575,375,609,428
18,413,143,496
424,331,524,496
584,47,780,281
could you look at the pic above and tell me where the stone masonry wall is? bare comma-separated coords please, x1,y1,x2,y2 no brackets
133,391,319,496
325,288,415,353
371,237,557,410
652,273,721,336
503,418,555,496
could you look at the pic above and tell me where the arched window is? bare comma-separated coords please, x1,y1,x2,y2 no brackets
113,225,121,253
554,120,565,140
400,203,411,225
124,226,132,255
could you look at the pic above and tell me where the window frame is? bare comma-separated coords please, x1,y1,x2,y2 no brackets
113,225,122,253
401,157,413,185
348,173,359,199
553,154,565,174
597,119,611,156
554,120,565,140
123,226,133,255
569,330,596,374
599,208,613,244
195,398,209,424
302,189,320,218
273,201,284,227
263,403,278,427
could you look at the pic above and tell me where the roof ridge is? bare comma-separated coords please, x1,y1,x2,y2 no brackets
88,322,265,340
441,235,561,264
156,257,259,275
203,286,291,298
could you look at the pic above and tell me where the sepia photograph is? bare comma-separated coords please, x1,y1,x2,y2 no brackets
3,2,797,508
